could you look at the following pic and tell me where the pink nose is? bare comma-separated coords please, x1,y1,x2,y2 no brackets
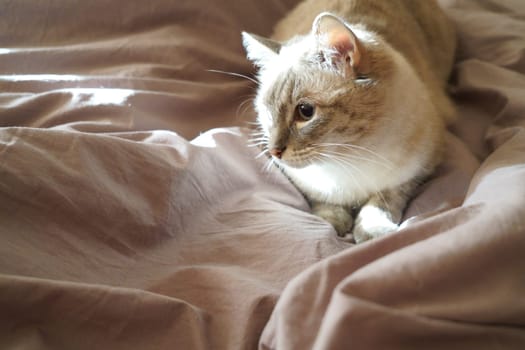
269,147,286,159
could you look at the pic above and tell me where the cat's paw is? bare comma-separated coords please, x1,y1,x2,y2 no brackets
353,205,399,243
312,203,353,237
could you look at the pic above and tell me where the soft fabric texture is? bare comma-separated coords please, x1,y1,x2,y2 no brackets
0,0,524,349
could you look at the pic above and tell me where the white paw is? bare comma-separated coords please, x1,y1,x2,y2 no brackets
353,205,399,243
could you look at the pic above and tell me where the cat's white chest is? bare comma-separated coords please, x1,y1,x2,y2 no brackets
282,161,395,206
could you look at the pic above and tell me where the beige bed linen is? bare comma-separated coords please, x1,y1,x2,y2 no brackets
1,0,524,349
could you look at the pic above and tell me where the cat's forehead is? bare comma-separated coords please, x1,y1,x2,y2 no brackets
256,35,349,118
258,36,314,81
260,60,343,108
262,70,293,105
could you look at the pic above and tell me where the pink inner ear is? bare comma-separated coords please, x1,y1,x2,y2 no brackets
314,13,364,73
329,32,354,52
328,30,360,68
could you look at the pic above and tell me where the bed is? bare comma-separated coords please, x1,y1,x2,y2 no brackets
1,0,524,349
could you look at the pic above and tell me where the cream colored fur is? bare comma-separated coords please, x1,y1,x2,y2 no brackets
242,0,456,243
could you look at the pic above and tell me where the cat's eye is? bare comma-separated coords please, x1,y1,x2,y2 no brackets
296,103,315,121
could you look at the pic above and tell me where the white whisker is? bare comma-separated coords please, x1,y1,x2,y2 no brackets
318,149,392,170
248,136,269,142
263,157,277,173
316,142,394,168
207,69,259,85
316,152,363,195
255,149,269,159
249,142,268,146
236,97,255,119
247,135,268,147
316,151,391,209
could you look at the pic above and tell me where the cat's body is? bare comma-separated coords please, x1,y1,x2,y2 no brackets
242,0,456,242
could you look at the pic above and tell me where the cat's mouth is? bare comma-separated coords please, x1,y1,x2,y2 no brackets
277,157,310,169
271,147,317,169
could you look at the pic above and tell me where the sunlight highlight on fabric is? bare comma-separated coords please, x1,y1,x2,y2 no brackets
0,74,85,82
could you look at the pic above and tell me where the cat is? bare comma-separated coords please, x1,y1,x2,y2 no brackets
242,0,456,243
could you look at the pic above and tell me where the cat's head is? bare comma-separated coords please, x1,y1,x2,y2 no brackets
243,13,410,170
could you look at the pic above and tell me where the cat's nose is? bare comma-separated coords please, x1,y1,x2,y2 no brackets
269,147,286,159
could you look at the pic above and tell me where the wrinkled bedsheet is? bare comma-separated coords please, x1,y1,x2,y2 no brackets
1,0,524,349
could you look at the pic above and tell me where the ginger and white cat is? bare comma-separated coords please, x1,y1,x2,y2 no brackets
242,0,456,243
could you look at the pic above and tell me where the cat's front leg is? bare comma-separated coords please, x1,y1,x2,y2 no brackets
311,201,353,237
353,182,416,243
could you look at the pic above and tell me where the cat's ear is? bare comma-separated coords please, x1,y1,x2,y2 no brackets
242,32,281,67
312,13,366,76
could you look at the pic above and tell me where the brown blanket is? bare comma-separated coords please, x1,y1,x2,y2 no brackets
1,0,524,349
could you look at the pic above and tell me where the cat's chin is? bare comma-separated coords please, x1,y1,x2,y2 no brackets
276,158,312,170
